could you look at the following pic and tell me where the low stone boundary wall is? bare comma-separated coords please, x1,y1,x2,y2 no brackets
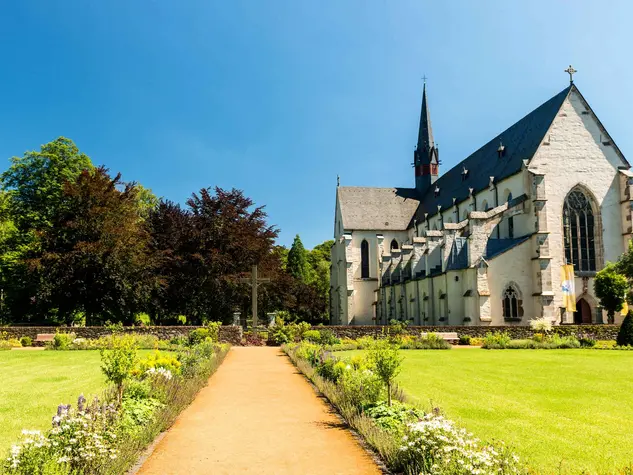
319,325,620,341
1,325,244,346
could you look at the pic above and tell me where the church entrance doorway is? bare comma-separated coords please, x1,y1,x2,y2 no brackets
574,298,592,324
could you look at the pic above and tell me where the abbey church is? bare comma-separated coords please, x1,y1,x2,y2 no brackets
330,72,632,327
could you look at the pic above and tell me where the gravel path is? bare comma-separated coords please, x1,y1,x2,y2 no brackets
138,346,381,475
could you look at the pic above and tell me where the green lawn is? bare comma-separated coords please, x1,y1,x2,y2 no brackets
339,349,633,474
0,350,109,456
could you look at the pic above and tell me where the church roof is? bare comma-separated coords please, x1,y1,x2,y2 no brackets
413,85,573,222
338,187,419,231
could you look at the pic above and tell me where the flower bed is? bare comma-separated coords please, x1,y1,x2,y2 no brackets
283,340,523,474
3,337,229,474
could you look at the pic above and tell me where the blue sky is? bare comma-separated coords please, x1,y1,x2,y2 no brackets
0,1,631,248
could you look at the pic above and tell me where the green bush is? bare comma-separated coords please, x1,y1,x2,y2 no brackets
482,332,512,349
118,397,164,436
338,365,383,410
368,339,403,406
188,328,211,345
52,332,75,350
458,335,471,346
579,336,596,347
315,357,346,383
402,333,451,350
365,400,424,432
617,311,633,347
318,329,340,345
100,334,138,402
20,336,32,347
207,321,221,342
303,329,321,343
134,312,152,326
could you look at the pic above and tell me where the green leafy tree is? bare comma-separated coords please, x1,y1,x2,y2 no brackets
1,137,93,232
100,335,138,403
287,235,309,282
368,339,403,406
594,263,629,324
135,183,160,219
617,310,633,346
28,167,158,324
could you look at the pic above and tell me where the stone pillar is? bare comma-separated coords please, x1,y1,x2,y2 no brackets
232,311,241,326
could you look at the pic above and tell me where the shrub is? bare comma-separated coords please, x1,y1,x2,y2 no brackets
579,336,596,347
403,333,451,350
188,328,211,345
303,329,321,343
206,321,221,342
294,341,322,366
530,317,553,333
482,332,512,349
365,400,424,433
100,335,138,402
319,329,340,345
469,337,484,347
338,366,383,410
134,312,151,326
52,332,75,350
136,350,181,376
399,413,523,474
19,336,32,347
315,357,347,383
356,336,376,349
617,310,633,347
118,397,164,436
458,335,471,346
368,340,403,406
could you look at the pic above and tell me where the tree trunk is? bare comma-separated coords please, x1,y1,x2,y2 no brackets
387,382,392,407
608,310,615,324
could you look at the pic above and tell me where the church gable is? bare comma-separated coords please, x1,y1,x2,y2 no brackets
414,86,571,221
529,86,629,172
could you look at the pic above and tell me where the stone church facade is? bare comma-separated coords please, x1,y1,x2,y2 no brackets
330,78,632,326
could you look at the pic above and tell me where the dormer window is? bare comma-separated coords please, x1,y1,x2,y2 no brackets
461,167,469,181
434,186,440,197
497,140,506,158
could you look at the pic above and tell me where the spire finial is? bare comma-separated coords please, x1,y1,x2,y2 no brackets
336,174,340,187
564,65,577,84
422,74,427,85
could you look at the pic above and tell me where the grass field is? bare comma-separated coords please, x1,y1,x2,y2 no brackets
0,350,109,456
339,349,633,474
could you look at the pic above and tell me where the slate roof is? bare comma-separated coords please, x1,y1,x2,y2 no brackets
338,187,419,231
412,85,573,222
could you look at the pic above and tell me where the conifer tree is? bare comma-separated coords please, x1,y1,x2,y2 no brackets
287,234,309,282
617,310,633,346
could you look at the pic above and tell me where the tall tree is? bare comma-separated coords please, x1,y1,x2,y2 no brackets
594,263,628,324
149,187,278,324
25,167,157,324
1,137,93,233
287,235,309,282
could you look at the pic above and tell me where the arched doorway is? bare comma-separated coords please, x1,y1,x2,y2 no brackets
574,298,592,324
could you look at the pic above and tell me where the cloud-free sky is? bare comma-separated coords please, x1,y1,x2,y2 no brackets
0,1,631,248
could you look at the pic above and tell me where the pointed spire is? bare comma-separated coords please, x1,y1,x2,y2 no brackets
417,83,435,154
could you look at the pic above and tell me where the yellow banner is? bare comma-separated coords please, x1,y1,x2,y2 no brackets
561,264,576,312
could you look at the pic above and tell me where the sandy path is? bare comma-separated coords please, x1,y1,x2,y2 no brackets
137,347,381,475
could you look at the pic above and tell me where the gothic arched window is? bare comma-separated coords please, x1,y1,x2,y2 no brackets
361,240,369,278
563,188,596,272
502,284,523,320
390,239,399,250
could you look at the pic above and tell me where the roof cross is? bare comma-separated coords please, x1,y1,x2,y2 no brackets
564,65,577,84
422,74,428,84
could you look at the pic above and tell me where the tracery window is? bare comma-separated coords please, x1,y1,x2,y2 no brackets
361,240,369,278
563,189,596,272
502,285,523,320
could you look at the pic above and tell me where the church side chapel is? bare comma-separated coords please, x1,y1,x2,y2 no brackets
330,68,632,326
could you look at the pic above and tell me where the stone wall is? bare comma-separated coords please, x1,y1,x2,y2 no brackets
1,325,244,345
320,325,619,341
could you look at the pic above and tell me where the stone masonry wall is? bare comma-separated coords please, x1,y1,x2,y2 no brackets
320,325,619,340
1,325,244,346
